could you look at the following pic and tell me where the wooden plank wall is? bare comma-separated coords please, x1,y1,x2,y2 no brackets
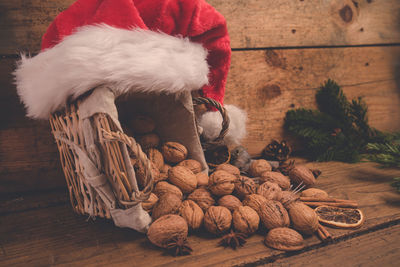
1,0,399,194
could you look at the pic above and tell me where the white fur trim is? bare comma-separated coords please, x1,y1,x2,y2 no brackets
198,104,247,147
14,25,209,119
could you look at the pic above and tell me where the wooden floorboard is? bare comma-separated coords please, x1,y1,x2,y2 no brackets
269,223,400,267
1,161,399,266
1,0,399,53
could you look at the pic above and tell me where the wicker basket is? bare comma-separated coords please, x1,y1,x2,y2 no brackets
49,90,229,227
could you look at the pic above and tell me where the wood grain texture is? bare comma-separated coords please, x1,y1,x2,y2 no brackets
0,58,65,193
225,46,400,155
208,0,400,49
271,224,400,267
0,188,68,215
0,161,399,266
1,0,399,54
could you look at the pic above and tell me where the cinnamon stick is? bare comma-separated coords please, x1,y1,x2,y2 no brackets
303,201,358,208
300,196,357,204
317,224,332,242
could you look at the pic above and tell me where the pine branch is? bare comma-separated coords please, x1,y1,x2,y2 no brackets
316,79,351,128
366,135,400,193
284,79,388,163
391,177,400,193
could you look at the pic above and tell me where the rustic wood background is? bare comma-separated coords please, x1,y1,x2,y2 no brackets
1,0,400,195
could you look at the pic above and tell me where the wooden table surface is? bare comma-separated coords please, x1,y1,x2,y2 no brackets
1,161,399,267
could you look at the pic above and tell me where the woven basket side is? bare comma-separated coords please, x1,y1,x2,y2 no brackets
94,114,154,207
50,104,111,219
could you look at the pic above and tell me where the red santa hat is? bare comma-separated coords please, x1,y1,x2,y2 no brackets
14,0,246,146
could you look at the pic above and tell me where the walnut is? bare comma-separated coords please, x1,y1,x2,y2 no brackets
233,176,257,200
168,166,197,194
153,181,183,199
233,206,260,235
177,159,202,174
288,165,316,187
146,148,164,171
151,193,182,220
287,201,319,235
141,193,158,213
131,115,155,134
216,163,240,178
159,164,171,182
300,188,329,198
187,188,215,211
208,170,237,196
134,161,160,186
195,172,209,187
147,214,188,248
138,133,160,149
249,159,272,177
259,200,290,230
257,181,282,200
242,194,268,213
264,227,305,251
204,206,232,235
161,142,188,163
278,190,300,209
218,195,243,212
179,200,204,230
259,171,291,190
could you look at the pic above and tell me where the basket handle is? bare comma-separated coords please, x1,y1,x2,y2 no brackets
101,130,154,205
193,97,230,149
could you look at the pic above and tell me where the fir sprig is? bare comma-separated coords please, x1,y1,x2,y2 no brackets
284,79,385,162
366,134,400,192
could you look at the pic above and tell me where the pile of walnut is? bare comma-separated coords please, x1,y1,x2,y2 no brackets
128,116,336,256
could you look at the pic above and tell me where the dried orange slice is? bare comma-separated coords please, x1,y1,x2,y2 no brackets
314,205,365,228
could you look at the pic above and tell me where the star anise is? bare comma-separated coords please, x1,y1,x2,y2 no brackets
311,169,322,179
262,140,292,162
165,236,193,256
218,230,247,250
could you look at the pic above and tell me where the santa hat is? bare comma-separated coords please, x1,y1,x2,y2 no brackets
14,0,246,146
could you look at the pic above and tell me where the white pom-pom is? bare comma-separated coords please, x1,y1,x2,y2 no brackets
198,104,247,147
